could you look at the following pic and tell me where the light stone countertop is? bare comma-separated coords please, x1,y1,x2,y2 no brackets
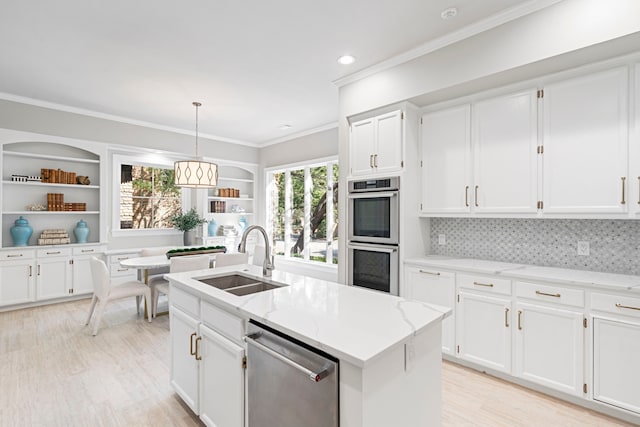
405,256,640,291
166,264,451,368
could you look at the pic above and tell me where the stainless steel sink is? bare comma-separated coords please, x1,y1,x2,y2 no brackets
199,274,259,290
197,273,286,295
226,282,282,296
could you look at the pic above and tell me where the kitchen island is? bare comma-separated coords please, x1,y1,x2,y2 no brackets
166,264,450,427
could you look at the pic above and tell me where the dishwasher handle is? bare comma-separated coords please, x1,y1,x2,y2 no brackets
245,333,330,383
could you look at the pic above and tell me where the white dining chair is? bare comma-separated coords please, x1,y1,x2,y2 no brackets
150,254,210,317
214,252,249,268
86,257,151,336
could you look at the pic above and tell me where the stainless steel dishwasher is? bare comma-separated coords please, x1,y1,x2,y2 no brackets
245,321,339,427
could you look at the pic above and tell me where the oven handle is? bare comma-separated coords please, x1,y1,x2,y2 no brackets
348,243,398,253
348,191,398,199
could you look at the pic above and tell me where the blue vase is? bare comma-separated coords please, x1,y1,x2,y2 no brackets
238,216,248,233
10,216,33,247
73,219,90,243
208,219,217,237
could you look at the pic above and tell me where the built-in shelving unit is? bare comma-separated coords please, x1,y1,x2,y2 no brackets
1,138,106,248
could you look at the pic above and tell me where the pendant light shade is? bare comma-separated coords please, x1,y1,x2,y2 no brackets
174,102,218,188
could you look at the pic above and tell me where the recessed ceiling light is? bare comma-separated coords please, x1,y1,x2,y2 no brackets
279,124,293,130
337,55,355,65
440,7,457,20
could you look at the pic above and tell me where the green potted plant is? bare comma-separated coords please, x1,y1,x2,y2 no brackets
170,207,207,246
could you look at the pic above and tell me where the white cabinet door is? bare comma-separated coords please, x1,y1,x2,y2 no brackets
36,257,71,300
350,117,376,176
0,260,34,306
405,266,455,355
473,90,539,213
593,317,640,414
72,256,96,295
421,105,471,214
514,302,584,396
374,110,403,175
199,324,245,427
171,307,201,414
542,67,628,214
457,292,511,373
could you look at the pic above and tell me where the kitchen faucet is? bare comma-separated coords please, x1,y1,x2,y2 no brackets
238,225,274,277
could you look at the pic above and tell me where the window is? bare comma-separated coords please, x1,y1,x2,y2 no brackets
113,154,184,232
266,159,338,265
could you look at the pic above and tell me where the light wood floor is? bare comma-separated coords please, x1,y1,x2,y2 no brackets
0,298,636,427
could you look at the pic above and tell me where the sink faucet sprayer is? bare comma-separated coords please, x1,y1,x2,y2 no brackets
238,225,274,277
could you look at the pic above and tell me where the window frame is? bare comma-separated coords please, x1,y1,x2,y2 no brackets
111,153,189,237
265,156,338,267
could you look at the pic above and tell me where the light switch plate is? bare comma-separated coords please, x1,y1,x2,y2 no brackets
438,234,446,245
577,241,590,256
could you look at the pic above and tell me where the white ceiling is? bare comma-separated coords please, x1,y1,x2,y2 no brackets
0,0,551,146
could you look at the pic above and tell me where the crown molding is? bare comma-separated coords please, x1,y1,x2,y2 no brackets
258,121,338,148
0,91,259,147
333,0,563,87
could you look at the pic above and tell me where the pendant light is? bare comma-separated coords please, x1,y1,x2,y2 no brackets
174,101,218,188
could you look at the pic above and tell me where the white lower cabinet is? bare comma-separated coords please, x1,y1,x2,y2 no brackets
404,266,455,355
199,324,245,427
0,257,34,305
171,307,200,413
592,292,640,414
456,291,511,373
71,246,105,295
170,293,246,427
514,302,584,396
35,254,72,300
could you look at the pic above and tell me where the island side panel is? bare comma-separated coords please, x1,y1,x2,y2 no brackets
340,322,442,427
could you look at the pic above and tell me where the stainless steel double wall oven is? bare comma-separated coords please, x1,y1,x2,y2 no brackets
347,176,400,295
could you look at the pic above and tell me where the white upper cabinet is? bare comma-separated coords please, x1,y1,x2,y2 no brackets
542,67,629,214
421,105,471,214
349,110,403,177
472,90,539,213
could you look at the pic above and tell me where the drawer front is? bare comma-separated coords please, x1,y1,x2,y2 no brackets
592,292,640,319
109,263,137,278
201,300,245,344
457,273,511,295
516,281,585,308
36,247,72,258
171,286,200,318
73,245,106,256
0,249,35,260
108,252,140,264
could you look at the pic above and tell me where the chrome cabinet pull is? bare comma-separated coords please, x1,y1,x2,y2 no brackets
81,249,94,253
536,290,561,298
616,303,640,311
28,265,32,277
505,308,510,328
7,254,23,258
465,186,469,207
419,269,441,276
189,332,197,356
374,154,378,168
621,177,626,205
245,334,330,382
473,281,493,287
46,251,61,255
37,265,41,276
195,336,202,361
369,155,374,168
518,310,523,330
474,185,479,207
637,176,640,205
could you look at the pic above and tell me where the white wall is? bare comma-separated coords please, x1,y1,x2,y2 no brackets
336,0,640,283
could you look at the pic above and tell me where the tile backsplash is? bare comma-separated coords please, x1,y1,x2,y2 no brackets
429,218,640,275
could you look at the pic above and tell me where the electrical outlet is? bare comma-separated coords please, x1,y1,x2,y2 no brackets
438,234,446,245
577,241,590,256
